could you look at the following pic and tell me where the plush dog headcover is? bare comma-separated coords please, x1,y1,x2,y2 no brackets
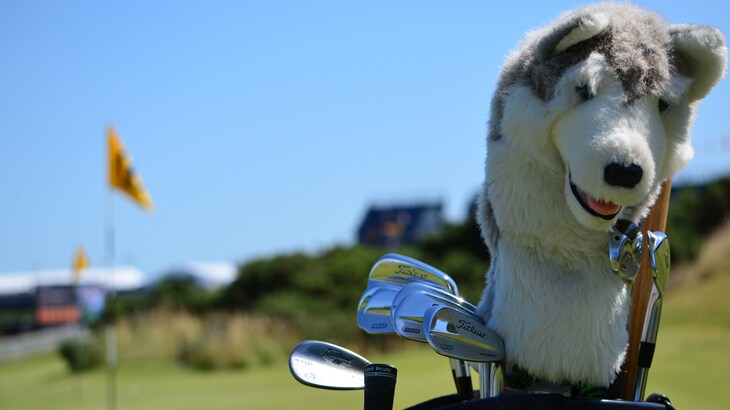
476,2,727,387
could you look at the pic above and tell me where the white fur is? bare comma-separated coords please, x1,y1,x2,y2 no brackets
553,56,663,230
554,13,610,56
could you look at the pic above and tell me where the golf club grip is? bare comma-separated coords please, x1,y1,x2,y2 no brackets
454,373,473,399
364,364,397,410
637,341,656,369
450,358,474,399
633,341,656,401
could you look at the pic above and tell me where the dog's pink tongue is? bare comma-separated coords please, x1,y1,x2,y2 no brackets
586,194,620,216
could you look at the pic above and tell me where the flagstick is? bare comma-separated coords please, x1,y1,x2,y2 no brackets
104,125,152,409
105,189,117,410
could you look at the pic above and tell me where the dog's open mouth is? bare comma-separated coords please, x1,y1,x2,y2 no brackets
569,176,621,220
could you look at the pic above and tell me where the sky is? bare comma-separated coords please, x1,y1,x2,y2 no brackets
1,1,728,277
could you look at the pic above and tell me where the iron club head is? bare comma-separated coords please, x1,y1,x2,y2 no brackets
424,306,505,398
391,284,479,342
424,305,504,362
357,254,474,401
367,253,459,296
609,219,644,284
357,285,401,334
357,254,462,334
648,231,670,294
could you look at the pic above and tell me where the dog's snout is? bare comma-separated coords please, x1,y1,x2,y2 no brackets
604,163,643,188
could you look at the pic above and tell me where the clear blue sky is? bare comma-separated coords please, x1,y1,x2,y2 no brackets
1,1,728,276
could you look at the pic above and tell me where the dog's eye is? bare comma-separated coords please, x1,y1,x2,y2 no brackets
658,99,670,113
575,85,593,102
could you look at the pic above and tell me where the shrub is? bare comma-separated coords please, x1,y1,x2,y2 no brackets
667,177,730,264
57,338,102,373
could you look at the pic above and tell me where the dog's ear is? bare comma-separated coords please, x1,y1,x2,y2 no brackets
669,24,728,102
535,11,610,61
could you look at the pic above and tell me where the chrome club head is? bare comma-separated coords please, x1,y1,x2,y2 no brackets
390,282,473,317
289,340,370,390
367,253,459,296
424,306,505,398
609,219,644,284
391,284,478,342
648,231,670,294
424,306,503,362
357,285,401,334
357,254,461,334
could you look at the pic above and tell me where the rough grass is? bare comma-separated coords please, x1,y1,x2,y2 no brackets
643,219,730,410
0,345,456,410
645,270,730,410
686,218,730,283
115,310,297,369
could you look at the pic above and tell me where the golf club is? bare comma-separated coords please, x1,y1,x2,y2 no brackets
424,305,505,399
289,340,370,390
634,231,670,401
390,283,480,343
357,284,402,334
357,254,473,400
609,219,644,285
367,253,459,295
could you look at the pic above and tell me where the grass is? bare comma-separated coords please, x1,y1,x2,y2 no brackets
0,346,456,410
2,266,729,409
644,270,730,410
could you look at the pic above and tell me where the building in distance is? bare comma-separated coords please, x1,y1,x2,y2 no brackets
357,202,445,248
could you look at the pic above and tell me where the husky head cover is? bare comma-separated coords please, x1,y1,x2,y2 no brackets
476,2,727,387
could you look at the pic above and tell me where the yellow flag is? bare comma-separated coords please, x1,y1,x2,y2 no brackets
72,246,89,283
108,126,154,211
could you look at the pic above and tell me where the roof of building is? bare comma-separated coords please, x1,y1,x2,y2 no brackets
0,266,147,295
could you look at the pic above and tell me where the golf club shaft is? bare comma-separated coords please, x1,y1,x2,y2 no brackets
478,362,504,399
478,363,488,399
490,363,504,397
634,287,663,401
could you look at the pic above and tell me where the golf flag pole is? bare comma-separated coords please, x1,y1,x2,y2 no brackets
105,175,117,410
105,125,154,410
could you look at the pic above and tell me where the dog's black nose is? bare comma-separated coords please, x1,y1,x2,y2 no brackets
604,163,643,188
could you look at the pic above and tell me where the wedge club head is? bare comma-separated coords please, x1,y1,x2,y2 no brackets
289,340,370,390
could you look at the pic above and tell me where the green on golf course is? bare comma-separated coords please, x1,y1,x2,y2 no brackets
1,271,729,410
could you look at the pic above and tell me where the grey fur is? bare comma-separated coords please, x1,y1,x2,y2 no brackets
487,3,674,143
